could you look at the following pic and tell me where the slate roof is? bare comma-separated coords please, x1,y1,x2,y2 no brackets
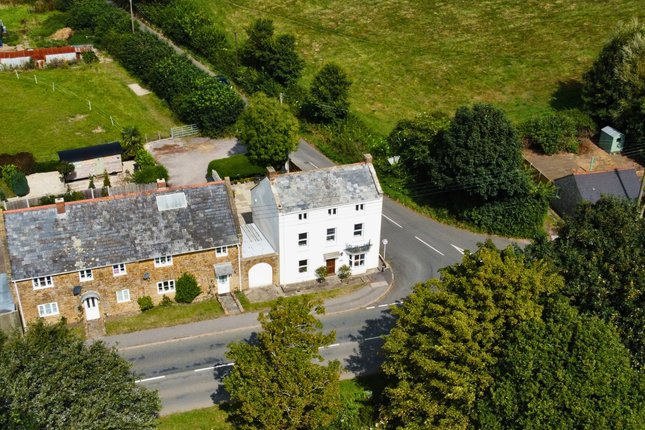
58,141,122,163
570,168,640,203
3,183,239,281
271,163,381,213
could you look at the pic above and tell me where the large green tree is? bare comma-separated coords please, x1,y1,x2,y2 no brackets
305,62,353,123
382,243,562,430
224,296,342,430
582,19,645,142
527,195,645,369
237,92,300,168
0,320,160,429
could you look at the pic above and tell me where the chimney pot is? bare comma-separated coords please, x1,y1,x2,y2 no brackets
55,197,65,214
267,166,277,180
363,154,373,164
156,178,166,189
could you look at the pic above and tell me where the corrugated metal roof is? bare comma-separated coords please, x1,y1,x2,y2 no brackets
601,126,623,138
0,46,76,59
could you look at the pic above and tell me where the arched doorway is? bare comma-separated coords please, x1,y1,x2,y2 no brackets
80,291,101,320
249,263,273,288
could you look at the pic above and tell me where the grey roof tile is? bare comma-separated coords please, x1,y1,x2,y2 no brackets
4,183,239,280
573,168,640,203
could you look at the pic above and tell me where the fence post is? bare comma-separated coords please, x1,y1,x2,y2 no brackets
34,75,37,84
88,100,91,110
52,82,55,91
15,70,19,79
108,186,111,196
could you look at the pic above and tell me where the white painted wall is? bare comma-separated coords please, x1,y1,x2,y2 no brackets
278,197,383,285
0,56,30,70
251,178,280,252
45,52,77,64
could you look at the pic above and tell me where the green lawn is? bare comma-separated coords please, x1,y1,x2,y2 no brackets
0,61,181,160
105,299,224,336
207,154,265,180
203,0,643,133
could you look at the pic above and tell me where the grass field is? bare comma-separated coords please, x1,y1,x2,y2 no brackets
204,0,643,133
0,59,181,160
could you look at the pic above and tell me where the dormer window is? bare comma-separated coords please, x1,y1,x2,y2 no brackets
298,213,308,221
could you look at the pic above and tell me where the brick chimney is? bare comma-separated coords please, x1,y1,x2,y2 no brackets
363,153,373,164
267,166,277,180
55,197,65,214
156,178,166,190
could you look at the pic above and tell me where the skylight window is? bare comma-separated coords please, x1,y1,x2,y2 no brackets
156,193,187,211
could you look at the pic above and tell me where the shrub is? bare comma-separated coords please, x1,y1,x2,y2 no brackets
521,114,579,155
56,161,75,179
132,165,169,184
0,189,6,202
175,273,201,303
135,149,156,168
103,169,111,187
338,265,351,280
206,154,265,181
160,295,173,307
315,266,329,282
0,153,36,175
88,175,95,189
1,165,18,183
11,172,29,197
81,50,99,64
137,296,154,312
560,108,597,138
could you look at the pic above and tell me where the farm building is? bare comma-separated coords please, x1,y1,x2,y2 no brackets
0,46,91,70
551,168,641,219
58,141,123,181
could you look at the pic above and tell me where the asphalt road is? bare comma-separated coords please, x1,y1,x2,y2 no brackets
124,141,521,414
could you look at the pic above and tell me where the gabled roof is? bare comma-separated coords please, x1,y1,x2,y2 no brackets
0,46,77,59
58,141,123,163
557,168,641,203
270,163,382,213
3,182,239,280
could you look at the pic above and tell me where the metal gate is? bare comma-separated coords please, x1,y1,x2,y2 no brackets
171,124,199,138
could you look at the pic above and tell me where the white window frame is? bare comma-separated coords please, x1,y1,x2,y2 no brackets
326,227,336,242
298,213,308,221
154,255,173,267
356,204,364,211
157,280,176,294
38,302,59,317
350,253,366,267
354,223,363,237
116,289,131,303
298,259,308,273
328,208,337,216
216,246,228,257
112,263,127,276
79,269,93,282
298,232,308,247
32,276,53,289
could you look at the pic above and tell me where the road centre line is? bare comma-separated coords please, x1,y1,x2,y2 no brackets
194,362,235,372
363,336,384,341
382,214,403,228
415,236,445,255
378,304,388,308
135,375,165,383
366,306,375,309
328,343,340,348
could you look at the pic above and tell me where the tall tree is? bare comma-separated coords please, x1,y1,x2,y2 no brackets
477,296,645,430
237,92,300,168
527,195,645,369
428,103,529,201
306,62,353,123
224,296,342,430
582,19,645,142
0,320,160,429
382,243,562,430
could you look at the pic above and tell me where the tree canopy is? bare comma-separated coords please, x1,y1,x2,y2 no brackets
237,92,300,168
527,195,645,369
120,126,143,160
306,62,353,122
582,19,645,142
0,320,160,429
477,296,645,430
382,243,562,430
224,296,342,430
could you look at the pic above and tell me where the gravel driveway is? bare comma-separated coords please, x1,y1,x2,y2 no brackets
146,137,247,187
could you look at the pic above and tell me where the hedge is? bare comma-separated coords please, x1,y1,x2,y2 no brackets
132,165,169,184
207,154,266,180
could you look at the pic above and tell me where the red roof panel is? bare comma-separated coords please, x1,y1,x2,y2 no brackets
0,46,76,59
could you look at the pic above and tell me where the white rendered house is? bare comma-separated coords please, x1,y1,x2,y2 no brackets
251,155,383,286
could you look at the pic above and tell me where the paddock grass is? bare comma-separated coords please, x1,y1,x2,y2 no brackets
0,61,181,160
203,0,642,133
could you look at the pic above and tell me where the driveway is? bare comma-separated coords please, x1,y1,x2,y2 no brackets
146,137,247,187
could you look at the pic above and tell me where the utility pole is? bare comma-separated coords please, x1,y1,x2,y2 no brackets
129,0,135,34
234,30,239,68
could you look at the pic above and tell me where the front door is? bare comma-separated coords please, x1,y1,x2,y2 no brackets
326,258,336,275
84,297,100,320
218,275,231,294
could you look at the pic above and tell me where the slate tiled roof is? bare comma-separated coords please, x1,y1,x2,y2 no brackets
573,168,640,202
271,163,381,213
3,183,239,281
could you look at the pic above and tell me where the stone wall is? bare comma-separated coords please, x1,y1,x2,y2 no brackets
14,246,241,324
240,253,279,290
0,311,22,335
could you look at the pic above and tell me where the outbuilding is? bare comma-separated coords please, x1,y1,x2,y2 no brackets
58,141,123,181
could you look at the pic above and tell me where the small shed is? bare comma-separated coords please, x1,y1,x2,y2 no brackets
58,141,123,181
551,168,641,219
599,126,625,154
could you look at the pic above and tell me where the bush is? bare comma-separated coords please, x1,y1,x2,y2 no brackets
521,114,579,155
11,172,29,197
0,153,36,175
160,295,173,307
175,273,201,303
81,50,99,64
1,165,18,183
103,169,111,187
137,296,154,312
38,191,86,206
207,154,265,181
135,149,156,168
132,165,169,184
56,161,75,179
0,189,6,202
315,266,329,282
338,265,351,280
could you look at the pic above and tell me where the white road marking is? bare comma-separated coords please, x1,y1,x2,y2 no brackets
451,244,465,255
415,236,445,255
194,362,235,372
328,343,340,348
363,336,383,341
366,306,375,309
382,214,403,228
135,375,165,383
309,162,319,169
378,304,388,308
